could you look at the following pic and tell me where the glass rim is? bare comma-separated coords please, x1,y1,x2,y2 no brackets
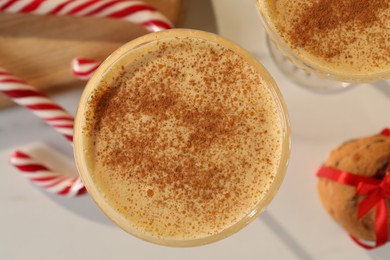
73,28,291,247
254,0,390,83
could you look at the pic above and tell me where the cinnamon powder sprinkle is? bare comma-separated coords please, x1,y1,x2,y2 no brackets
83,37,282,239
289,0,389,59
267,0,390,73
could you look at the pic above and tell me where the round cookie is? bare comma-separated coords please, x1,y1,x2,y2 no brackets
317,134,390,241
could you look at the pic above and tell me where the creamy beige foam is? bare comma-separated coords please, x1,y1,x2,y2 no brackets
82,36,282,240
257,0,390,79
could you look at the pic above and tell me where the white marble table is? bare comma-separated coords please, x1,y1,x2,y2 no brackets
1,0,390,259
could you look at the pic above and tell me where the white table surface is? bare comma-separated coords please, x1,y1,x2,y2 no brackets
1,0,390,259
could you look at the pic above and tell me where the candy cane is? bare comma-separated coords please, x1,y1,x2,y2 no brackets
0,0,174,81
0,0,173,32
0,68,74,142
9,151,86,196
71,58,101,81
0,68,85,197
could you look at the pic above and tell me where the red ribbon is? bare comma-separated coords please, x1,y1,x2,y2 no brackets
316,128,390,249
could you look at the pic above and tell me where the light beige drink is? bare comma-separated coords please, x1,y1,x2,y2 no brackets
257,0,390,81
74,29,290,246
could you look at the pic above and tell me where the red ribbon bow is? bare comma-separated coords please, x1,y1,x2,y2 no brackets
317,128,390,249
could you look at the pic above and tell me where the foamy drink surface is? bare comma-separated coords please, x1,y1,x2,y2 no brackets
258,0,390,78
83,36,283,240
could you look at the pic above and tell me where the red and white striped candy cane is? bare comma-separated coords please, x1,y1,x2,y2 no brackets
71,57,101,81
10,151,87,196
0,68,85,197
0,68,74,142
0,0,173,32
0,0,174,81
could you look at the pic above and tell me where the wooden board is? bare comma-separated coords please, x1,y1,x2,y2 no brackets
0,0,183,109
